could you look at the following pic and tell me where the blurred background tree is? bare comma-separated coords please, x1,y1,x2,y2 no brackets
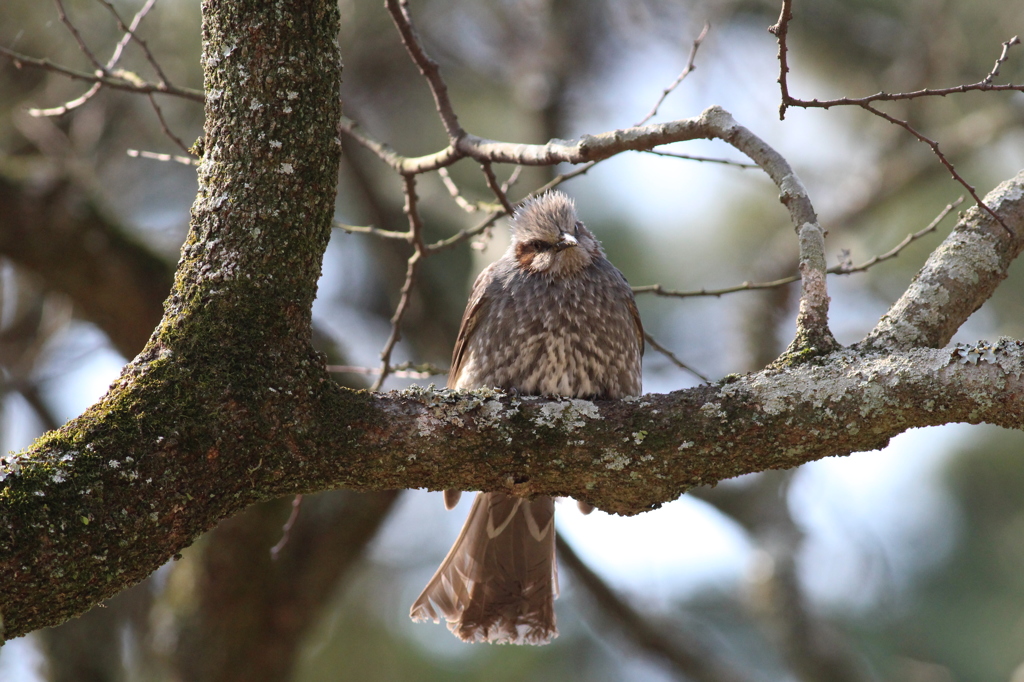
1,0,1023,680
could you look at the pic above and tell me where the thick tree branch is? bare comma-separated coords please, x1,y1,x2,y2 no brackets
3,147,1024,646
4,337,1024,639
864,170,1024,350
0,0,344,643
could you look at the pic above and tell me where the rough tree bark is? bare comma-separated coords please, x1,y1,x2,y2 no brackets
2,0,1024,644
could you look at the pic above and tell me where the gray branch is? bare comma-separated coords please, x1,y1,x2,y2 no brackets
864,172,1024,350
3,337,1024,639
344,105,836,350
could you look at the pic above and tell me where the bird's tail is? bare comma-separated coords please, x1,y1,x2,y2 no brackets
410,492,558,645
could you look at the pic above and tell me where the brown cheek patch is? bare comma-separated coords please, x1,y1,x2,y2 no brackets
515,243,537,271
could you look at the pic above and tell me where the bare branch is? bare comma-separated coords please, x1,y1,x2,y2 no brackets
334,220,408,240
698,108,834,354
54,0,108,74
94,0,171,87
767,0,794,119
126,148,199,166
771,2,1021,113
0,44,204,101
29,82,103,118
437,167,484,212
531,160,598,194
633,280,800,298
768,1,1017,236
425,210,504,253
837,197,963,274
30,0,160,117
635,22,710,126
634,197,962,299
146,94,193,156
371,174,427,391
860,102,1014,236
864,172,1024,350
983,35,1021,84
480,161,516,216
106,0,159,72
634,196,962,303
501,165,523,193
346,102,837,353
644,332,709,383
384,0,464,142
641,148,757,168
7,331,1024,637
327,362,448,379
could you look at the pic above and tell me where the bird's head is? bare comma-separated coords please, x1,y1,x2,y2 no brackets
509,191,603,277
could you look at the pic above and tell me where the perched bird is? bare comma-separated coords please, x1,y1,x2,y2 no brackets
410,191,643,645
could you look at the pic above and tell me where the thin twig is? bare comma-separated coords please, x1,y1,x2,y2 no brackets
269,494,303,560
644,332,709,383
769,1,1016,236
634,197,963,298
836,196,964,274
635,22,710,126
633,279,800,298
31,0,160,117
768,0,794,119
983,35,1021,85
334,221,408,239
337,115,403,168
30,82,103,118
0,44,204,101
54,0,108,73
480,161,516,215
501,165,523,193
780,43,1024,109
431,167,521,249
859,102,1013,236
371,174,428,391
126,148,199,166
385,0,464,142
327,362,448,379
147,94,193,155
425,210,503,253
642,148,757,168
95,0,171,87
438,167,481,212
532,160,598,195
105,0,159,73
338,115,461,173
371,255,420,391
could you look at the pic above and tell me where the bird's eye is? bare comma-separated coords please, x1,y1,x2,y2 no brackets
527,239,553,252
573,221,583,234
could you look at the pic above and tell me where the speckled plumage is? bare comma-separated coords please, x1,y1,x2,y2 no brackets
410,191,643,645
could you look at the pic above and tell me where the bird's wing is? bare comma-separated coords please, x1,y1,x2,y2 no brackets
628,294,645,357
447,263,497,389
611,265,645,358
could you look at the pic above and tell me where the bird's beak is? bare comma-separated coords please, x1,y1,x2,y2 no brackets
554,233,578,252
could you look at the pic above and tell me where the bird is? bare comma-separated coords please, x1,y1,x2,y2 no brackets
409,190,643,645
